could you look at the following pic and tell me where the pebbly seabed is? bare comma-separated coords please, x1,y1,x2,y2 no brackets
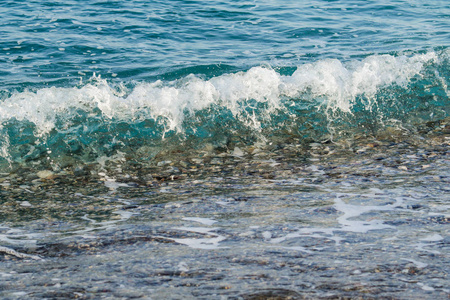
0,124,448,299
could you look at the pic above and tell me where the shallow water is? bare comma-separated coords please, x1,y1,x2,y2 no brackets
0,0,449,299
1,130,448,299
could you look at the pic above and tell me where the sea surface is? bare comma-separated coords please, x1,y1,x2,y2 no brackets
0,1,449,299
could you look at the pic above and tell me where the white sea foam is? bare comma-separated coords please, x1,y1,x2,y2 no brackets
269,192,401,249
166,226,227,249
282,52,438,112
182,217,218,226
420,234,443,242
401,258,428,269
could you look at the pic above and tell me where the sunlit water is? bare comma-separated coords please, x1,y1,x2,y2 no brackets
0,1,449,299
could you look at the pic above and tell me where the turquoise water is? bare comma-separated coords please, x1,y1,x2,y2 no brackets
0,0,449,167
0,1,449,299
2,0,447,86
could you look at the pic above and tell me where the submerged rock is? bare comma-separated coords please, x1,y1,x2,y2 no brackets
36,170,56,180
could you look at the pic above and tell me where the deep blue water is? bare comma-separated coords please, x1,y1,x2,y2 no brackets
0,0,449,167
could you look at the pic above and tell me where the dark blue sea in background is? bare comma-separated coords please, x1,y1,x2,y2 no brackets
0,1,449,299
4,0,447,84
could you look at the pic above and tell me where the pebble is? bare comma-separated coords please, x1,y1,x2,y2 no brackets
232,147,244,157
36,170,55,179
20,201,33,207
157,160,172,167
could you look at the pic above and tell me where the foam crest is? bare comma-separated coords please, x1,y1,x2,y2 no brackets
0,80,127,136
282,52,438,112
127,77,219,131
0,67,283,136
211,66,282,111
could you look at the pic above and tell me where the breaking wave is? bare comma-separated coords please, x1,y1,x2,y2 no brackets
0,50,448,168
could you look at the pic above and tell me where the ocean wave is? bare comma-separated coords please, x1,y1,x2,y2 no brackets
0,50,448,166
